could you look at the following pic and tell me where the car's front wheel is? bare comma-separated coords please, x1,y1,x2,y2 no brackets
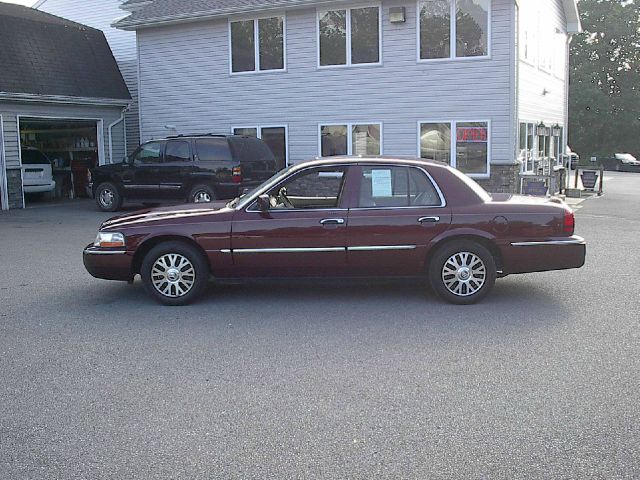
428,240,496,305
140,241,210,306
95,182,122,212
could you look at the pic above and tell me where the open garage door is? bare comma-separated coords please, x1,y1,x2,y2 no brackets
19,117,101,205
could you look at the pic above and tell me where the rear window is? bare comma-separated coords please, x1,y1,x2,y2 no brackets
228,136,276,164
22,149,50,165
195,138,233,162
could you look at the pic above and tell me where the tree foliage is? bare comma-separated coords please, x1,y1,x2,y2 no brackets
569,0,640,158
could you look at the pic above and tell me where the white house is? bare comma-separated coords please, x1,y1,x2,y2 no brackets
113,0,580,193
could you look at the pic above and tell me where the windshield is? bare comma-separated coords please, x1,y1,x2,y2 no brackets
228,165,295,209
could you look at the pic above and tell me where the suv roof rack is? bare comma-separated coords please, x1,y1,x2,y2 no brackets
165,133,231,139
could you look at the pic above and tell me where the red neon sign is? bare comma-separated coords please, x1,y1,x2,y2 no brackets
457,127,488,142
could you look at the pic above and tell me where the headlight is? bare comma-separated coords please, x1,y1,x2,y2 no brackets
94,232,125,248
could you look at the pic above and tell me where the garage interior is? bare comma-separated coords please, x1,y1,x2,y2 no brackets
19,117,99,203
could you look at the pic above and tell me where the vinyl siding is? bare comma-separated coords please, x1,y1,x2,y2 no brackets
0,101,126,170
518,0,568,125
36,0,140,152
136,0,516,170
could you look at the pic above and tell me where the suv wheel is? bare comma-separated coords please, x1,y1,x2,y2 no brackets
141,241,209,306
189,185,216,204
428,240,496,305
95,182,122,212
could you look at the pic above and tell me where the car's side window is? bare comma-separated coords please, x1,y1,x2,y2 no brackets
358,166,409,207
133,142,163,165
195,138,233,162
408,167,442,206
165,140,191,163
358,166,442,208
267,167,346,210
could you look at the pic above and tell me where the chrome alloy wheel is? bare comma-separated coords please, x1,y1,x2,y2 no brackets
441,251,487,297
98,188,114,208
151,253,196,298
193,191,212,203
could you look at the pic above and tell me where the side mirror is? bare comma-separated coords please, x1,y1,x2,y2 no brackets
256,194,270,211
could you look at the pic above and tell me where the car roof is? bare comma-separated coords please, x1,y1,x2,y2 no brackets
288,156,449,171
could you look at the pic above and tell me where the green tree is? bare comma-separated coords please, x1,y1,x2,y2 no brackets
569,0,640,158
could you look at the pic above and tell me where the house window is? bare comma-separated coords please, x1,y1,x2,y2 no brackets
518,122,535,173
420,123,451,163
419,121,489,176
233,125,288,168
318,6,380,67
419,0,490,60
320,123,381,156
456,122,489,174
230,16,285,73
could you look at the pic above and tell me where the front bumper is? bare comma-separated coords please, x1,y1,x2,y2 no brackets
500,236,586,275
23,181,55,194
83,245,134,281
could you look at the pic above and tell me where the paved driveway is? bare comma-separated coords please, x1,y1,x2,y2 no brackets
1,174,639,479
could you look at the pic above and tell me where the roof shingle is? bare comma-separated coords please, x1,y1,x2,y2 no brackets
0,2,131,101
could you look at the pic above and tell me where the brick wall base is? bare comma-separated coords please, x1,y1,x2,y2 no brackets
6,168,23,209
476,164,519,194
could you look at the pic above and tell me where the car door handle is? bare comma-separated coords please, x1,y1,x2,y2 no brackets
320,218,345,225
418,216,440,224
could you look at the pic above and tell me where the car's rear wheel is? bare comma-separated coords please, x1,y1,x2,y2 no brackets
141,241,209,306
189,185,216,204
429,240,496,305
95,182,122,212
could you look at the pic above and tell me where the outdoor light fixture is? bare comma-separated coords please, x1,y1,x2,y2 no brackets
552,124,562,136
537,122,547,136
389,6,406,23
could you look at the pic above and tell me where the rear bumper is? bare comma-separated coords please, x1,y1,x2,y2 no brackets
83,245,134,281
23,181,55,193
500,236,586,274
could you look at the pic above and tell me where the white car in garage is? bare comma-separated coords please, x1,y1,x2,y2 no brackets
21,147,55,194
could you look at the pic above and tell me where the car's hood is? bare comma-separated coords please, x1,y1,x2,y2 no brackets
100,201,231,230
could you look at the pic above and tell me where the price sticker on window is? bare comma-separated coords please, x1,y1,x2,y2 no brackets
371,169,392,197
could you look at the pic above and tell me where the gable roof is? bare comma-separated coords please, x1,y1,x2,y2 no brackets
113,0,582,32
0,2,131,102
113,0,348,29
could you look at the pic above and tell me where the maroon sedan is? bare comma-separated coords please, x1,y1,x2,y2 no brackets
83,157,586,305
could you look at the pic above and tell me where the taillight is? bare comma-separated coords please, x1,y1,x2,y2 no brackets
563,209,575,235
87,170,92,183
232,166,242,184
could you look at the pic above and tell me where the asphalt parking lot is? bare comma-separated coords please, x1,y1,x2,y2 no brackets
1,172,639,479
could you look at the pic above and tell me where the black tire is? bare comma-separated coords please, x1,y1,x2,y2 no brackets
428,240,497,305
140,241,210,306
188,184,216,204
95,182,122,212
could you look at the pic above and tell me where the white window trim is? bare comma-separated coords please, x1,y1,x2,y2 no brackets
518,121,536,173
316,4,383,69
232,124,289,166
417,119,491,179
416,0,492,63
228,14,287,75
0,114,9,211
318,122,383,156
